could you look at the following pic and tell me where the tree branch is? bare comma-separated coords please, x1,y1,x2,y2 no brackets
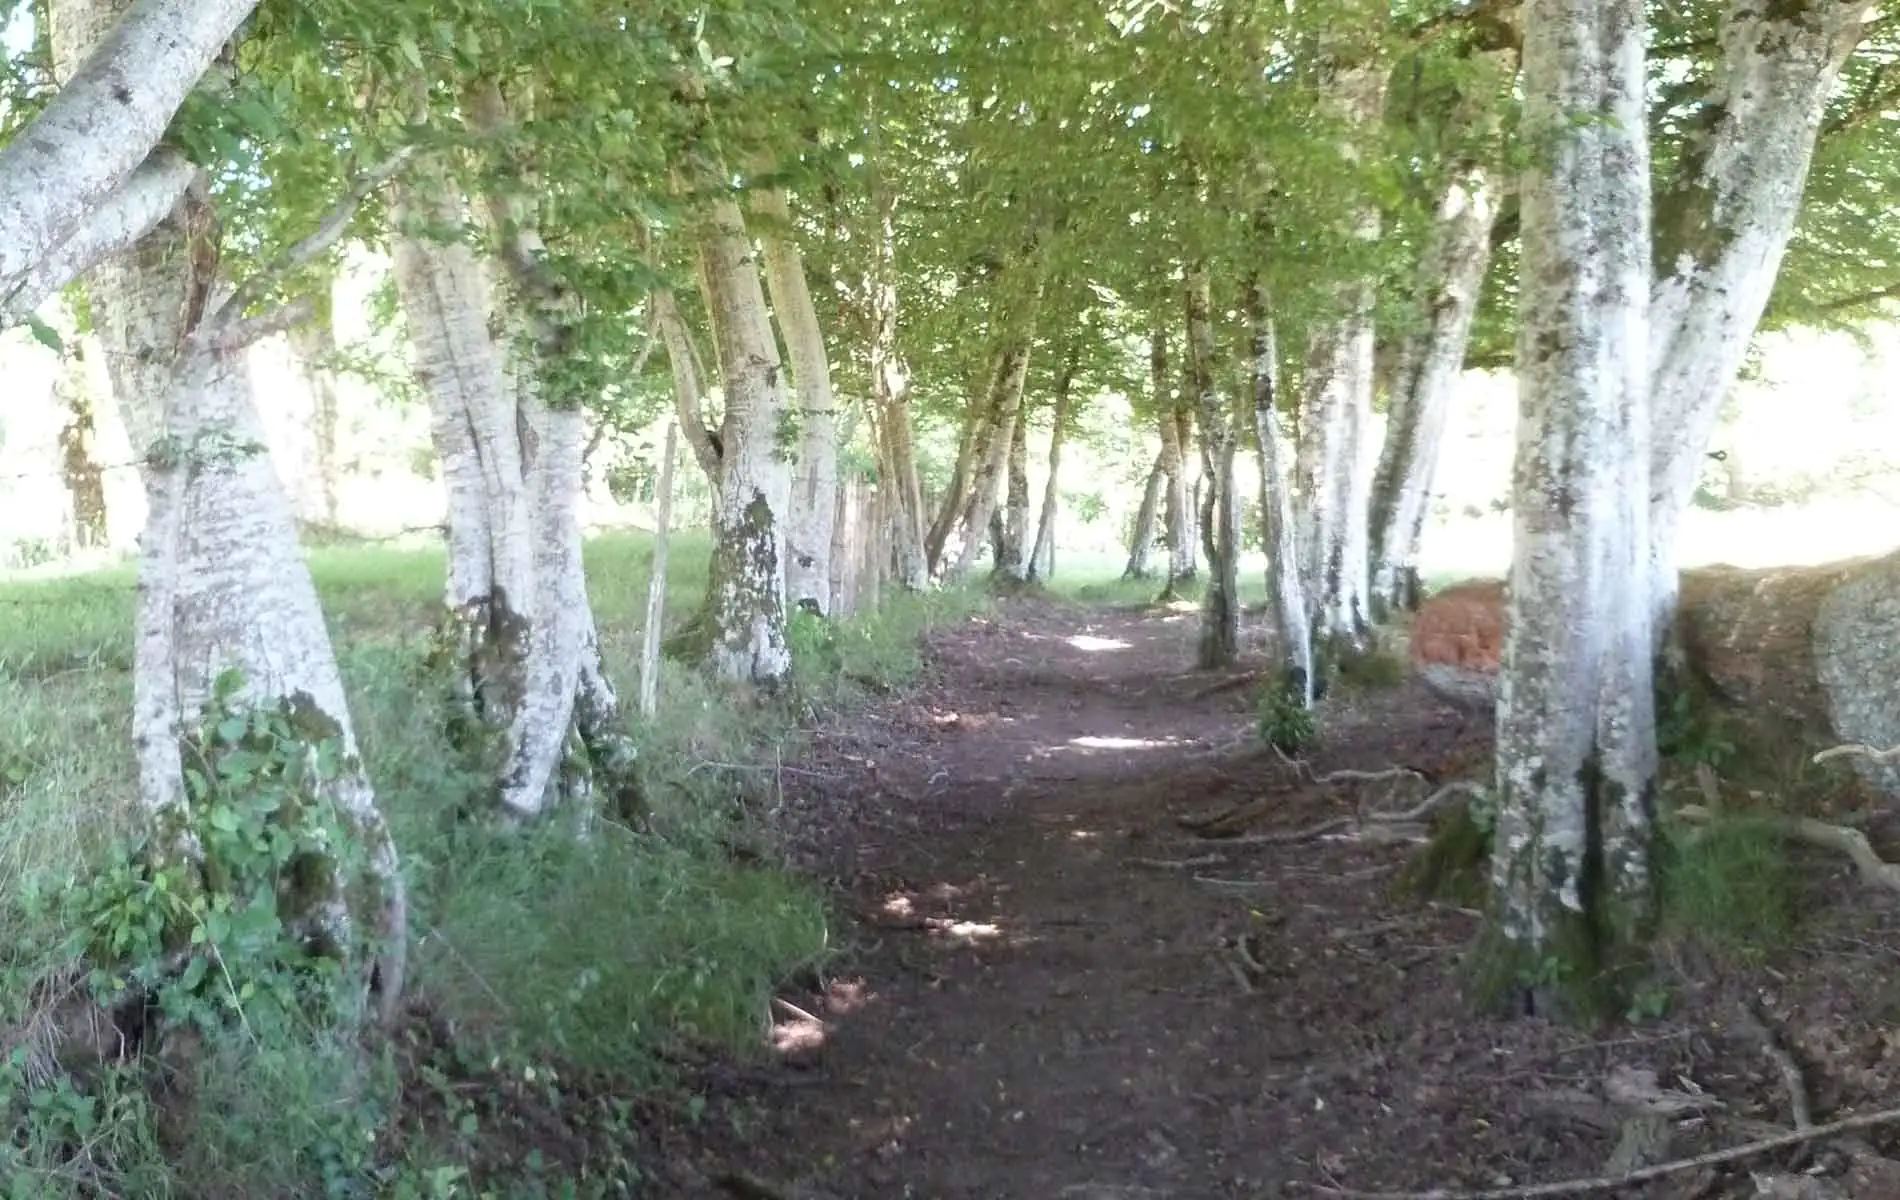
0,0,258,300
1,152,197,326
203,295,318,353
211,145,418,331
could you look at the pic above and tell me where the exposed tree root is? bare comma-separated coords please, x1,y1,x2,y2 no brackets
1185,780,1481,846
1302,1103,1900,1199
1736,998,1813,1131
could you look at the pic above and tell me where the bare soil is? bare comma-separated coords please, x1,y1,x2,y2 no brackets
642,597,1900,1199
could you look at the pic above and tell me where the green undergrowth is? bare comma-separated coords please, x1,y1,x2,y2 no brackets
0,530,981,1196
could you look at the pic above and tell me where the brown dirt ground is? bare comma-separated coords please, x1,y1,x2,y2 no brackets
638,596,1900,1199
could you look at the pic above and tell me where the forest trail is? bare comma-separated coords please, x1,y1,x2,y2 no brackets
676,598,1900,1199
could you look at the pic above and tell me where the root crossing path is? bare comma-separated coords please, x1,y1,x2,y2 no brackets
686,601,1695,1198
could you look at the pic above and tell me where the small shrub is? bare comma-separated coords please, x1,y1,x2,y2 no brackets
1330,645,1407,691
1255,670,1318,755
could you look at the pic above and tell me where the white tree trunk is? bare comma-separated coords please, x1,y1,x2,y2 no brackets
1250,281,1314,704
1160,405,1197,588
0,0,257,309
392,163,634,822
1369,159,1499,615
993,407,1032,582
753,187,839,616
1186,267,1239,669
865,190,930,592
1300,281,1376,649
1122,452,1167,581
52,0,405,1021
1645,0,1872,641
950,291,1042,579
696,195,794,683
1493,0,1656,988
1027,345,1078,582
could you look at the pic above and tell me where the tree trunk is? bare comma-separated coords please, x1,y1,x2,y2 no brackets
925,388,985,573
1028,343,1079,582
1368,158,1500,618
752,187,839,616
54,335,110,550
391,154,635,823
993,404,1031,582
651,288,723,483
1249,281,1314,704
1645,0,1872,644
865,192,929,592
1185,267,1238,669
948,278,1043,580
1122,452,1167,581
286,297,342,529
1491,0,1656,1005
695,194,795,682
1159,399,1197,589
51,0,405,1025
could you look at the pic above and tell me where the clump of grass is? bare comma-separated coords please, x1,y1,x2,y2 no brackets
1658,816,1802,965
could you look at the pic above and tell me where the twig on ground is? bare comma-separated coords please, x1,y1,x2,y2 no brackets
1193,816,1355,845
1189,671,1263,701
1736,998,1813,1131
1814,742,1900,767
1298,1103,1900,1199
1218,953,1256,994
1129,854,1226,870
1320,766,1427,787
1365,780,1485,824
1676,804,1900,893
1232,932,1267,975
1193,875,1274,889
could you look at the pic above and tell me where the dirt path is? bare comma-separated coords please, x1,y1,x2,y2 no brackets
670,599,1900,1199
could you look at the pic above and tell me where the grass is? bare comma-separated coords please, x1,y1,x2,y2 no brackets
0,530,983,1196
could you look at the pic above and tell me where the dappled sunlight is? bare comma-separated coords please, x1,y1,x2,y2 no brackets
1065,633,1133,653
1068,828,1100,841
1067,734,1182,751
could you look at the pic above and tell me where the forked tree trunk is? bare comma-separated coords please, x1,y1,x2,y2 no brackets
1186,267,1238,669
54,335,110,549
1250,281,1314,704
752,186,839,615
925,388,985,572
1028,343,1079,582
1493,0,1656,1001
51,0,405,1025
1122,452,1166,581
650,287,723,482
1644,0,1872,644
286,298,342,529
695,193,795,682
391,154,636,823
1368,158,1500,617
1159,371,1198,591
949,279,1044,580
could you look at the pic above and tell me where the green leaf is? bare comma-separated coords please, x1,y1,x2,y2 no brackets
25,316,63,354
398,35,424,70
208,805,241,833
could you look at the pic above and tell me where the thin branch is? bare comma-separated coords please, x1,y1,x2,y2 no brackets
203,295,316,353
1813,741,1900,766
1736,999,1812,1131
1301,1102,1900,1198
212,145,418,330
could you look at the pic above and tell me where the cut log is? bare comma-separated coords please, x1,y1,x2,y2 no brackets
1408,552,1900,798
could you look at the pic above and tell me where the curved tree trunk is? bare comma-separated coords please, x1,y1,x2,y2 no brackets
1186,266,1238,669
949,276,1044,580
752,186,839,616
1492,0,1656,1001
51,0,405,1025
695,193,795,682
993,406,1031,582
1368,159,1499,618
1122,452,1167,581
925,390,985,573
1645,0,1872,645
1249,281,1314,703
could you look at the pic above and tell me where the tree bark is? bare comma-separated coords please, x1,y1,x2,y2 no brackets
925,394,984,574
695,193,795,683
1368,157,1501,618
0,0,257,311
1028,342,1080,582
752,186,839,616
1159,365,1198,590
650,287,723,482
1645,0,1873,645
1186,266,1238,669
1249,280,1314,704
1492,0,1656,997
